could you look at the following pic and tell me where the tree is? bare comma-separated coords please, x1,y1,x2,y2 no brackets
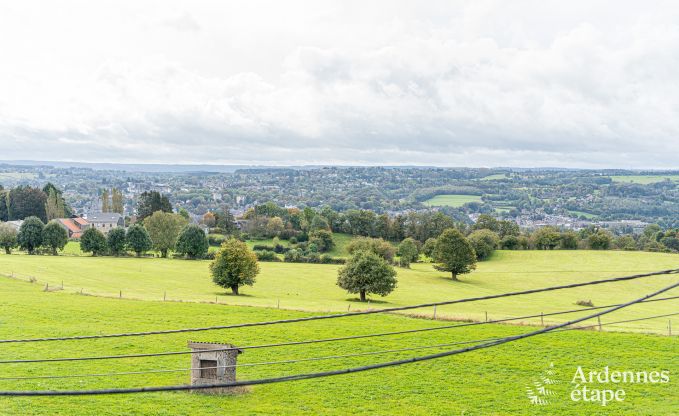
559,231,579,250
346,237,395,261
42,220,68,255
178,208,190,221
176,224,209,259
101,189,110,213
422,237,437,259
44,188,65,220
111,188,124,214
472,214,500,233
337,250,397,301
8,186,47,222
532,227,561,250
210,238,259,295
17,216,44,254
433,228,476,280
107,227,127,256
588,230,613,250
136,191,172,222
309,229,335,252
467,229,499,261
144,211,187,257
397,237,419,267
215,207,237,234
265,216,285,237
310,215,330,231
80,228,107,256
0,223,18,254
202,212,216,228
126,224,153,257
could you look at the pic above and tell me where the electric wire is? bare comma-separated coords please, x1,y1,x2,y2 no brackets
1,278,676,396
2,295,677,365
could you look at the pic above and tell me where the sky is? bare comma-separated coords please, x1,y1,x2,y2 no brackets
1,0,678,168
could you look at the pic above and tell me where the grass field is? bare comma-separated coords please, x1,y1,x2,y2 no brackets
0,270,677,415
481,173,509,180
569,210,598,219
422,194,483,207
1,250,677,333
609,175,679,184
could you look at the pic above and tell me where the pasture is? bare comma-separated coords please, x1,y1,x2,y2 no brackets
422,194,483,207
1,250,677,333
608,175,679,184
0,269,676,415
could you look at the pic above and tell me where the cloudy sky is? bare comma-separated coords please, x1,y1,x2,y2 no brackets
1,1,678,168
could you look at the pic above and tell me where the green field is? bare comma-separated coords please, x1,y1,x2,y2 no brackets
0,258,677,415
1,250,677,333
569,210,598,219
423,194,483,207
481,173,509,181
609,175,679,184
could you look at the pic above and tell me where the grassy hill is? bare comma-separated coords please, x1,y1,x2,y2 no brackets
1,250,677,333
0,276,676,415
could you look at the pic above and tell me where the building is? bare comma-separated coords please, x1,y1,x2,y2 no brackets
56,218,90,239
84,213,124,234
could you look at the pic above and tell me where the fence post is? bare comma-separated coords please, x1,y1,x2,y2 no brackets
277,298,280,309
485,311,488,322
541,312,544,326
347,304,351,312
44,283,48,291
119,290,122,299
597,316,602,331
669,320,672,336
80,288,83,294
164,291,167,301
61,280,64,289
433,305,437,320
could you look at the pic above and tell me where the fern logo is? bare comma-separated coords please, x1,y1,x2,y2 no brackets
526,362,561,405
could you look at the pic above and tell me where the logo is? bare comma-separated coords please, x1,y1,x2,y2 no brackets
525,362,560,405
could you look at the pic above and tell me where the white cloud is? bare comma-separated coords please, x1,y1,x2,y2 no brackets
0,0,678,168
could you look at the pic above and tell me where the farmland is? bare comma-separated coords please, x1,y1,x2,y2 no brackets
423,194,483,207
0,255,677,415
1,250,677,333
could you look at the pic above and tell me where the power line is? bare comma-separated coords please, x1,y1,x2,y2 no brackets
2,268,677,344
1,279,676,396
2,310,676,381
3,295,676,365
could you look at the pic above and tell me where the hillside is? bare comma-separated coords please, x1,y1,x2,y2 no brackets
1,250,677,333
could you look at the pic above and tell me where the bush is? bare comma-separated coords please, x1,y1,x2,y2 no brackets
284,248,303,262
208,234,226,246
320,254,345,264
346,237,395,262
467,229,499,261
255,250,279,261
500,235,520,250
0,223,18,254
309,229,335,252
588,230,613,250
253,244,275,251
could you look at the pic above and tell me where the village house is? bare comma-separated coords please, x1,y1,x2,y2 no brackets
84,212,124,234
56,217,90,239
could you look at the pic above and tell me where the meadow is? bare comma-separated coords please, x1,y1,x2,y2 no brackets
0,270,676,415
422,194,483,207
608,175,679,184
1,250,677,333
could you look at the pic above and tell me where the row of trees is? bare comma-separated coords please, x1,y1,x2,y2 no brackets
101,188,124,214
0,183,71,223
78,211,209,259
0,217,69,255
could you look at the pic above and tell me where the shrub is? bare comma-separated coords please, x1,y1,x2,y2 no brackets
346,237,395,262
208,234,226,246
588,230,613,250
309,229,335,252
284,248,303,262
0,223,18,254
255,249,279,261
467,229,499,261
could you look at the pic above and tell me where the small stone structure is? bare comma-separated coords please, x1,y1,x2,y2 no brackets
188,341,242,394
